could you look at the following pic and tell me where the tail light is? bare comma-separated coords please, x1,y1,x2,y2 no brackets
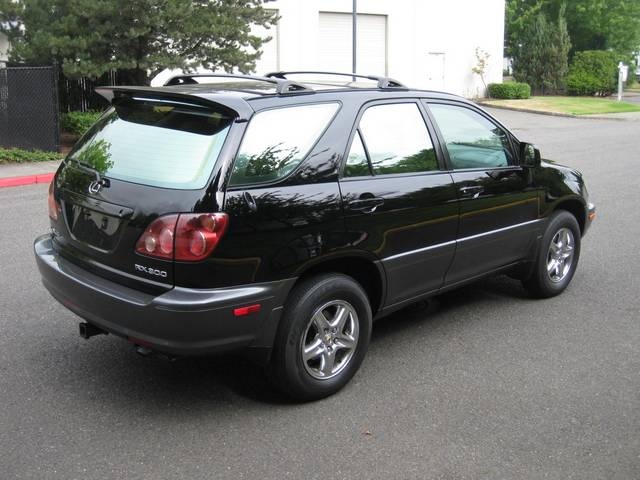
135,214,179,260
48,181,60,220
174,213,229,261
135,213,228,262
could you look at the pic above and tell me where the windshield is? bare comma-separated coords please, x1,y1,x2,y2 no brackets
66,97,234,189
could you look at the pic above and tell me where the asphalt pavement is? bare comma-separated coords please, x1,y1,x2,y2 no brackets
1,109,638,479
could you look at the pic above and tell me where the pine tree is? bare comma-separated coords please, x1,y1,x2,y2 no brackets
512,9,570,94
0,0,278,84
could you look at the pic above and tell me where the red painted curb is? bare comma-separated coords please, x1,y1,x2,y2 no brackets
0,172,55,188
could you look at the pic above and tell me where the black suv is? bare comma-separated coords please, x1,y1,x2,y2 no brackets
35,72,595,400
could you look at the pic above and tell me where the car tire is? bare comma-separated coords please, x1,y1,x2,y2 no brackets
268,273,372,401
523,210,581,298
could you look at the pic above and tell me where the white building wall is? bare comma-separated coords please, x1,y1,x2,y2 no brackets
252,0,504,97
151,0,504,97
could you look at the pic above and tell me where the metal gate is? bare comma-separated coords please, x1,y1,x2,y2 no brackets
0,66,59,151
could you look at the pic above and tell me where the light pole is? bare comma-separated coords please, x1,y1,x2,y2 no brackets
352,0,357,80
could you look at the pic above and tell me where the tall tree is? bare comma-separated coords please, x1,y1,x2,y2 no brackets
512,9,570,93
0,0,278,84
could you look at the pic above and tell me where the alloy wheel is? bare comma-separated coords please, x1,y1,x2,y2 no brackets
546,227,575,283
300,300,359,380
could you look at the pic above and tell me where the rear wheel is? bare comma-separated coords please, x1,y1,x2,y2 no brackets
269,274,372,401
523,210,581,298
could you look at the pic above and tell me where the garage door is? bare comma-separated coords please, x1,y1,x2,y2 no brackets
318,12,387,76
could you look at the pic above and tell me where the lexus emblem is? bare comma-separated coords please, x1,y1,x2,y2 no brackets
88,180,102,194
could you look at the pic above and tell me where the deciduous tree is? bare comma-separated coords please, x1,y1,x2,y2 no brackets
506,0,640,59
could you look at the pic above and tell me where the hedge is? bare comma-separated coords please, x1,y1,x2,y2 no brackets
60,110,102,136
566,50,617,96
488,82,531,99
0,148,63,165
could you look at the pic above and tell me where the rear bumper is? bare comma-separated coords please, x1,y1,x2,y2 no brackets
34,234,294,358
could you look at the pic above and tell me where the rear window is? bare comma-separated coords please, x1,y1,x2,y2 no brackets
66,97,233,189
229,102,339,186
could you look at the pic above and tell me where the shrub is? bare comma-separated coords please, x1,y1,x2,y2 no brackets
60,111,102,136
0,148,63,165
488,82,531,99
566,50,618,96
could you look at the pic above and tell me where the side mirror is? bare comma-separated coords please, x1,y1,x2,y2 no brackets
520,142,541,168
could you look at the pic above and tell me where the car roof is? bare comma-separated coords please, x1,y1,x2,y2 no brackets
96,72,472,120
156,79,465,103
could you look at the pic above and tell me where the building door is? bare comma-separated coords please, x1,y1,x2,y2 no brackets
426,52,445,90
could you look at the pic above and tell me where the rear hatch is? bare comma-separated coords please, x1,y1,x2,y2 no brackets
50,92,238,292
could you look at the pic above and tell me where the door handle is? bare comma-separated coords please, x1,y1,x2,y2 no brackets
349,196,385,213
459,185,484,198
243,191,258,212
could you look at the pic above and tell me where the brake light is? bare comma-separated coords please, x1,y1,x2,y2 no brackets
175,213,229,261
48,181,60,220
135,213,228,262
135,214,179,260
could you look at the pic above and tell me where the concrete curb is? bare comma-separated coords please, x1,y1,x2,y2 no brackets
476,102,633,121
0,173,55,188
476,101,579,118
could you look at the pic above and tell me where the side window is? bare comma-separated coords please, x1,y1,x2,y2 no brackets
428,103,513,169
357,103,438,176
344,130,371,177
229,102,339,186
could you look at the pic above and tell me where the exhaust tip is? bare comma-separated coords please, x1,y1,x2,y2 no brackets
79,322,107,339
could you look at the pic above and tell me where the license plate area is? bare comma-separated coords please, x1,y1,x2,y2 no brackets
66,204,121,251
61,190,134,253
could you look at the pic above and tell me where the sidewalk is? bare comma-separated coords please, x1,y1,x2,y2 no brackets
583,111,640,121
0,160,61,188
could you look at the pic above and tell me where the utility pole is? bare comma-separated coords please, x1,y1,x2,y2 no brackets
352,0,357,81
617,62,628,102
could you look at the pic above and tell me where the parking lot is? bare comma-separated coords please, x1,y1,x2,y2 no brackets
1,108,638,479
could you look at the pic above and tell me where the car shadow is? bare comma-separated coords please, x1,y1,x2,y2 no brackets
43,275,533,408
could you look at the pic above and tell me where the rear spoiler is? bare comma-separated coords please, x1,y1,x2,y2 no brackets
95,86,254,122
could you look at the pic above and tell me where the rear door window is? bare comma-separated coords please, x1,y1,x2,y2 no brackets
347,103,438,176
229,102,339,186
67,97,234,189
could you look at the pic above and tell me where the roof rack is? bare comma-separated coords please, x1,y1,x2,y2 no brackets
163,73,313,94
265,71,407,89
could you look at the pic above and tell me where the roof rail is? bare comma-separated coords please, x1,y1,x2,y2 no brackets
265,71,407,89
163,73,313,94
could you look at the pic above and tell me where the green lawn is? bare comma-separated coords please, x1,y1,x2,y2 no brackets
0,147,63,165
482,96,640,116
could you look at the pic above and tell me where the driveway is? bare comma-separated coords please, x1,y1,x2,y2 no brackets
1,109,638,479
623,90,640,104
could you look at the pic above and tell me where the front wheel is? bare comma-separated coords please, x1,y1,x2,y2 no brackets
268,274,372,401
523,210,581,298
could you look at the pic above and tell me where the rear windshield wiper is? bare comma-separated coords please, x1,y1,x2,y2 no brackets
66,159,111,189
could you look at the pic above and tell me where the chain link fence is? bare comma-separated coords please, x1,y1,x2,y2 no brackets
0,65,59,151
58,70,118,113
